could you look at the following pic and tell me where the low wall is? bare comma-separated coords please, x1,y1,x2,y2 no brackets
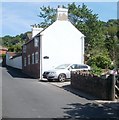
6,55,22,70
71,71,115,100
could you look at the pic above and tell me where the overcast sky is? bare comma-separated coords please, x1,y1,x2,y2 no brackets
1,2,117,37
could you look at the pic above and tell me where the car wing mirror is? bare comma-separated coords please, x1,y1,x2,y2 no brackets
68,67,71,71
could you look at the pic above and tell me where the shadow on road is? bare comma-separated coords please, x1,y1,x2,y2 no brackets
62,84,99,100
62,102,119,119
5,66,35,79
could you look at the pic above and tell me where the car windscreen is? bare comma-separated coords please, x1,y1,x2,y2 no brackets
55,64,70,69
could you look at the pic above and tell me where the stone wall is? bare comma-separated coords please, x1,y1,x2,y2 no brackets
71,71,115,100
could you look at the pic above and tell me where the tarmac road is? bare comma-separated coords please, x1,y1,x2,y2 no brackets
2,66,119,119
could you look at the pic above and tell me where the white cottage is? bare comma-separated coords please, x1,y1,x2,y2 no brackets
22,7,85,79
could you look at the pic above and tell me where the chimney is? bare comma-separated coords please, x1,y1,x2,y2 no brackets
31,24,43,38
57,6,68,21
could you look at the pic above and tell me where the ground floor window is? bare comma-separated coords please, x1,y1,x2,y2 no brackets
32,53,34,64
28,55,30,65
35,52,39,63
24,57,26,66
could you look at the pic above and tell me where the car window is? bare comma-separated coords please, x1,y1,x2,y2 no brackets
55,64,70,69
80,65,88,69
76,65,81,69
71,64,88,69
70,64,77,69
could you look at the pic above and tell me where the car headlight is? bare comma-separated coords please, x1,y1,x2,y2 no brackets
49,72,56,75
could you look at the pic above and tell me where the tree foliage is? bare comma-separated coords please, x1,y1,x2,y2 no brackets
38,6,57,28
87,54,112,69
37,3,119,69
1,32,29,52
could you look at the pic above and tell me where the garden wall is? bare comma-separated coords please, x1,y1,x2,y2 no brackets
71,71,115,100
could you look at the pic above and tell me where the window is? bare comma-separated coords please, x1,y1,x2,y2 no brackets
24,57,26,66
71,64,88,69
70,64,77,69
28,55,30,65
35,52,39,63
80,65,88,69
32,53,34,64
34,37,39,47
23,45,26,53
55,64,70,69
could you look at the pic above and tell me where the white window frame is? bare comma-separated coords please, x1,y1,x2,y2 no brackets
34,37,39,47
24,57,26,67
32,53,34,64
28,55,30,65
35,52,39,64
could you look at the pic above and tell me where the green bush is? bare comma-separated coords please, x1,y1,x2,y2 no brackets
90,65,102,76
109,64,115,70
8,45,22,52
8,46,14,52
87,54,112,69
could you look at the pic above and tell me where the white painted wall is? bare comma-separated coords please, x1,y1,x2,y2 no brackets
6,53,12,66
6,54,22,69
41,20,85,73
32,27,43,38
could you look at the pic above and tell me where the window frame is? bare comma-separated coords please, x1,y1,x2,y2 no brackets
32,53,34,64
28,55,30,65
24,57,26,67
35,52,39,64
34,37,39,47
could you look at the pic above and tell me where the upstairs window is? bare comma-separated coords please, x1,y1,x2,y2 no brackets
28,55,30,65
24,57,26,67
35,52,39,63
34,37,39,47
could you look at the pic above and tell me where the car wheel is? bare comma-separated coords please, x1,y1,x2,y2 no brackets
58,74,66,82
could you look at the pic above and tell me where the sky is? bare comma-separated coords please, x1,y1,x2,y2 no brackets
1,1,118,37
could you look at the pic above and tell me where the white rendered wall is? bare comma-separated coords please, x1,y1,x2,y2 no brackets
6,54,12,66
6,54,22,69
32,27,43,38
12,56,22,69
41,20,84,73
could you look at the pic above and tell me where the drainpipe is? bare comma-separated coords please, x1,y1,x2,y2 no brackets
39,35,43,80
81,36,85,64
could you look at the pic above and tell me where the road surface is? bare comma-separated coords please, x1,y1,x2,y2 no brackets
2,66,119,119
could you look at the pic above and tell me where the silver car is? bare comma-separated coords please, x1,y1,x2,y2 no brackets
43,64,91,82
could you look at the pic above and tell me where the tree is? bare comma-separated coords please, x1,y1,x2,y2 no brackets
38,3,108,61
38,6,57,28
14,44,22,52
2,32,26,53
104,19,119,67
